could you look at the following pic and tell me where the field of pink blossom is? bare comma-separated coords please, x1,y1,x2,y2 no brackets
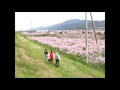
23,30,105,63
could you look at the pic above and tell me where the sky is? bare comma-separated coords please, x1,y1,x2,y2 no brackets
15,12,105,31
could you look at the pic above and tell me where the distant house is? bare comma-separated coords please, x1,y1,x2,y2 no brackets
88,27,105,30
58,31,64,34
27,30,36,33
48,31,54,34
36,30,41,32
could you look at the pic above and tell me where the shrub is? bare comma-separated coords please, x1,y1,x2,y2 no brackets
83,47,86,50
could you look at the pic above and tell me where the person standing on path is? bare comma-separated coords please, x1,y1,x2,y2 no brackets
44,49,48,61
49,51,54,64
55,52,60,67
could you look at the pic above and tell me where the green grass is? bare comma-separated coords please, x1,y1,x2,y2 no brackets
15,32,105,78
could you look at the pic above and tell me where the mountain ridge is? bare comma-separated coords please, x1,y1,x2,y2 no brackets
32,19,105,30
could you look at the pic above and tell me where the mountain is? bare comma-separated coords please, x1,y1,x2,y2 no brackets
32,19,105,30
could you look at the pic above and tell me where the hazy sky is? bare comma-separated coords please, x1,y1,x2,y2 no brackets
15,12,105,31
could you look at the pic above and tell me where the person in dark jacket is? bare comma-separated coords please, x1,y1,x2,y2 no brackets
44,49,48,61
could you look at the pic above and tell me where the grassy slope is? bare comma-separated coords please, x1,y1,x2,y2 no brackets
15,32,105,78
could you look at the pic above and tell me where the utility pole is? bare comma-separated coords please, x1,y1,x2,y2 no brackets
85,12,89,63
21,27,23,31
31,20,33,37
90,12,101,61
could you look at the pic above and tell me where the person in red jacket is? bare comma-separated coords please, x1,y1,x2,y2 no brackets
49,51,54,64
